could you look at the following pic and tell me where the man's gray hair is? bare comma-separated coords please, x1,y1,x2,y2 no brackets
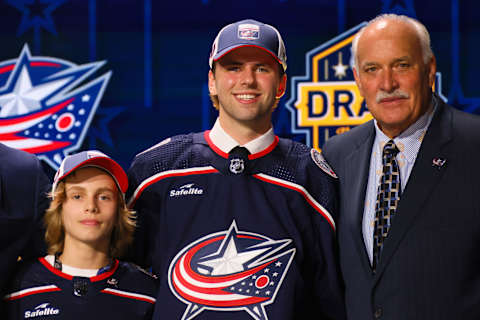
351,14,434,71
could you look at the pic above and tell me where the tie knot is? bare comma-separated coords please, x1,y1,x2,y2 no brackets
229,146,250,158
383,140,400,157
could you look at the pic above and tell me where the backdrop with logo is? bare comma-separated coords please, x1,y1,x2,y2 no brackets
0,0,477,178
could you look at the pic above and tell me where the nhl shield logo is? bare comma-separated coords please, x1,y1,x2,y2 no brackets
168,221,295,320
0,44,111,169
229,158,245,174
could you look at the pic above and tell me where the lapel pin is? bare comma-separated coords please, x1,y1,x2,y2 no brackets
432,158,446,169
107,277,118,287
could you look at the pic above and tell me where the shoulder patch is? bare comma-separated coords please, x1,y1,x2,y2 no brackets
310,148,337,178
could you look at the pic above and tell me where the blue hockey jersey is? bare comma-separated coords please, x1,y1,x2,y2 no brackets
127,131,345,320
3,258,158,319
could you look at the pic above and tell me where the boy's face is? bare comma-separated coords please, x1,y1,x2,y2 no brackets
62,167,119,252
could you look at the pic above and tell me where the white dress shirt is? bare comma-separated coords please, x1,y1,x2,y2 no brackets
362,100,437,264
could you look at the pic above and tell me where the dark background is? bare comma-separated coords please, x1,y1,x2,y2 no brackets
0,0,478,178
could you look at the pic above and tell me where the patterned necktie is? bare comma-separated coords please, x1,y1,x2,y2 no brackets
372,140,401,272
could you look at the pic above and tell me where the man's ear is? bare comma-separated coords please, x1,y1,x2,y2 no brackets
208,70,217,95
276,74,287,99
427,55,437,88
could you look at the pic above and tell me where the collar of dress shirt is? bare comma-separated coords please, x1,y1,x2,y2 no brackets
208,118,275,154
373,97,437,165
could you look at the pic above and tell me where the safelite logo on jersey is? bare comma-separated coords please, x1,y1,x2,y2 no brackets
169,183,204,197
25,303,60,318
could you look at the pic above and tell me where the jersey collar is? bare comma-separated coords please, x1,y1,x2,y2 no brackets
39,256,119,282
206,118,278,159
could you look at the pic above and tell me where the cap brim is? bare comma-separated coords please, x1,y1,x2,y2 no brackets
55,157,128,194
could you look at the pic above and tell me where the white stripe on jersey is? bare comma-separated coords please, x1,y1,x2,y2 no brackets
254,173,336,230
101,288,156,304
128,166,217,207
4,285,60,300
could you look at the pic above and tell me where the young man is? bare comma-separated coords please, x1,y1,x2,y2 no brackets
127,19,345,319
4,151,158,319
323,14,480,320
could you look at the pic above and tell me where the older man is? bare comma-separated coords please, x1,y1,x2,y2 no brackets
323,14,480,320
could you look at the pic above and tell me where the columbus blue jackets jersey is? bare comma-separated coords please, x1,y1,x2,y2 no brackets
3,258,158,319
127,131,345,320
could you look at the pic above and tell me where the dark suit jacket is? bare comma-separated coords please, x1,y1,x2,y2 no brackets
322,96,480,320
0,144,50,294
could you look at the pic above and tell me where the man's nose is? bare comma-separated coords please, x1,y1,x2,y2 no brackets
379,69,398,93
240,68,256,86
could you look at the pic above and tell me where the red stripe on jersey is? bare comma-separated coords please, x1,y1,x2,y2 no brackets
204,130,228,158
248,136,279,160
90,259,119,282
253,174,336,231
39,257,119,282
39,257,73,280
5,285,61,301
128,167,218,208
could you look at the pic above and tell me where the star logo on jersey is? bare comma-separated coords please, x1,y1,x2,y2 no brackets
0,44,111,169
169,221,295,320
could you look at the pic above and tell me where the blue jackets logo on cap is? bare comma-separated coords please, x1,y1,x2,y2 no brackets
238,23,260,40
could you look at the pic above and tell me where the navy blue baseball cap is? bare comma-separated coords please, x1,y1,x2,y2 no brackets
52,150,128,197
209,19,287,72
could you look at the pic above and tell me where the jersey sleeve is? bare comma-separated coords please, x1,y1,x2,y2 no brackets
126,154,156,269
301,149,346,320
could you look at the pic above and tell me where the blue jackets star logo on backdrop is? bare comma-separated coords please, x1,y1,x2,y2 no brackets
0,44,111,169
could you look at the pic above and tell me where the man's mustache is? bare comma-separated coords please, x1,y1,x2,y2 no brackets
376,90,410,103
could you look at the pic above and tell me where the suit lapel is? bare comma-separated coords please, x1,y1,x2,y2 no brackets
373,99,453,282
344,122,375,276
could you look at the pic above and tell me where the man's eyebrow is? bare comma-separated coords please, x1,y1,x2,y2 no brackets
360,61,378,68
220,59,242,65
391,56,411,63
362,56,411,66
